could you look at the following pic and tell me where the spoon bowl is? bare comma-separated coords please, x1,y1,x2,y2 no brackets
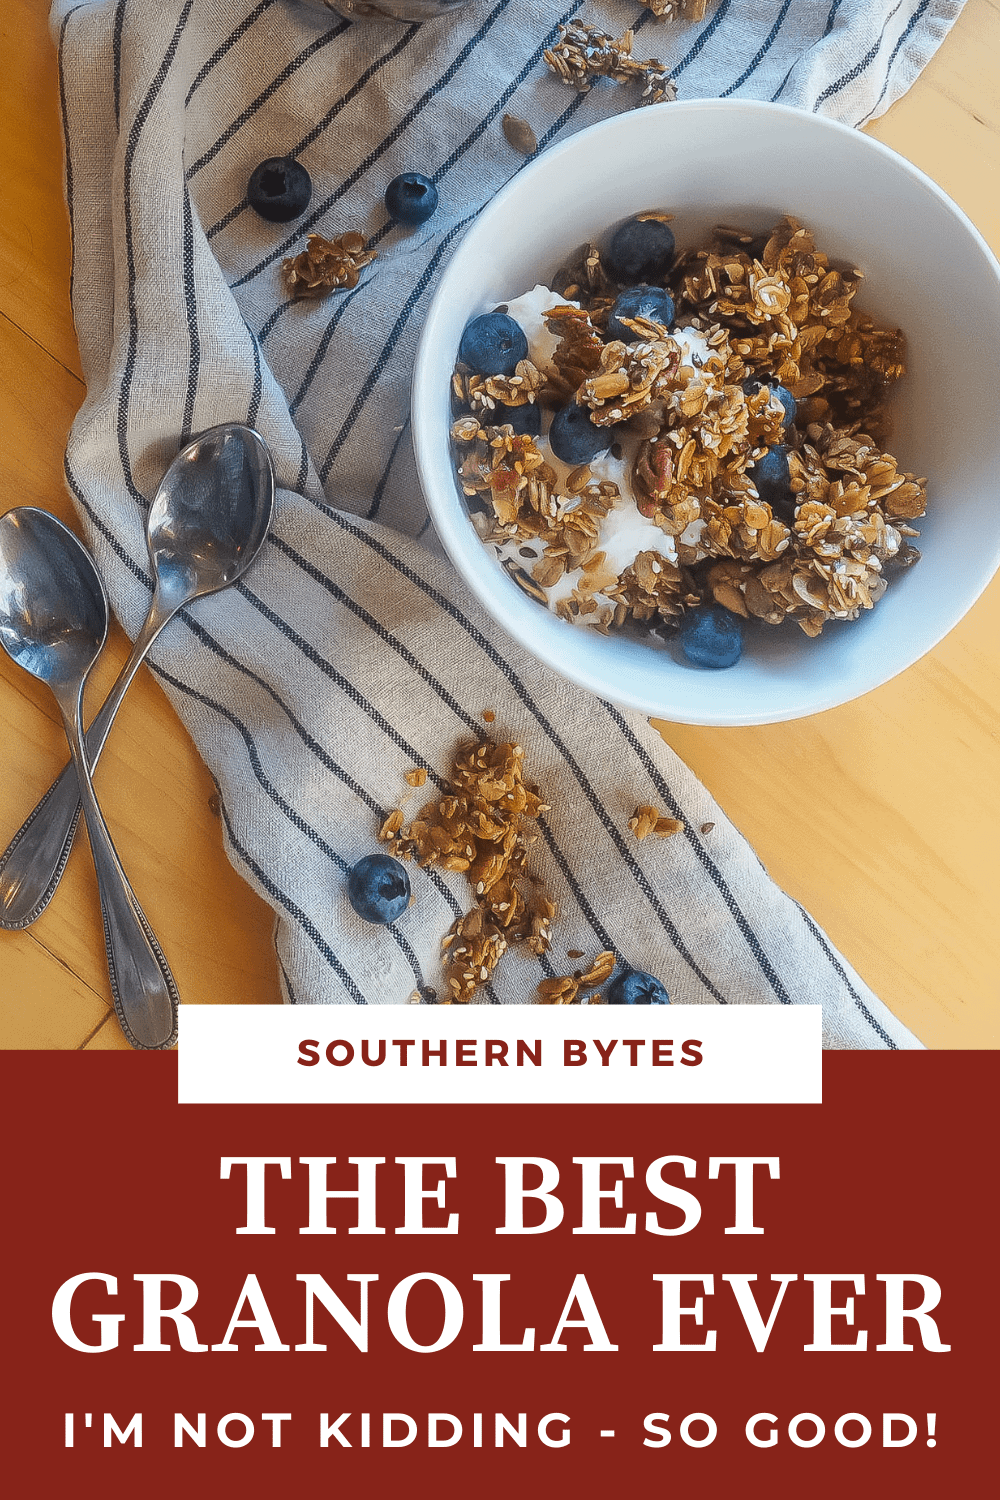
0,507,107,688
147,424,273,609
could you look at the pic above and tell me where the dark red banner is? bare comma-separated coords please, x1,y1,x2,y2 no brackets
2,1052,994,1496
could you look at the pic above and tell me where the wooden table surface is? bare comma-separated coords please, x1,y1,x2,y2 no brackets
1,1,998,1050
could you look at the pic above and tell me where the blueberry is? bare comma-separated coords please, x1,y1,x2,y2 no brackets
679,605,745,669
605,216,676,284
458,313,528,377
608,285,675,340
743,378,796,429
346,853,411,925
247,157,312,223
606,968,671,1005
747,231,771,262
748,443,794,519
492,402,541,437
385,172,438,226
548,402,611,465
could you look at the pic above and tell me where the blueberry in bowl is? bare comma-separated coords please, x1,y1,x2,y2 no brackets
458,313,529,376
608,285,675,340
678,605,745,669
548,401,613,464
604,214,676,284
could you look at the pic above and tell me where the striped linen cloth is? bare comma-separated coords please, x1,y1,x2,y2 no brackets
49,0,962,1044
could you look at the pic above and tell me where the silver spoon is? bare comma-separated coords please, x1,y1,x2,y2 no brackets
0,508,179,1048
0,423,274,930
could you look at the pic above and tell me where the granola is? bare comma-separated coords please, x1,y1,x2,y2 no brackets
282,231,376,297
379,737,556,1002
450,216,927,647
543,21,677,106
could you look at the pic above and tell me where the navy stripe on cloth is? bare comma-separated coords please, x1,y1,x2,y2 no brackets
672,0,734,75
795,906,897,1047
118,0,196,503
367,417,410,521
180,187,200,443
112,0,127,128
601,701,791,1005
56,7,86,303
185,0,276,106
185,19,352,179
722,0,794,96
815,1,903,104
858,0,932,124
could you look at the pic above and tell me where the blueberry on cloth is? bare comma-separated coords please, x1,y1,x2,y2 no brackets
748,443,794,519
493,402,541,437
247,157,312,223
679,605,745,669
347,853,411,925
606,969,671,1005
384,172,439,225
548,402,611,464
458,313,529,376
605,216,676,284
743,378,796,429
608,285,675,340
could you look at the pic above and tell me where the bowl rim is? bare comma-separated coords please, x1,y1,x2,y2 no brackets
411,98,1000,726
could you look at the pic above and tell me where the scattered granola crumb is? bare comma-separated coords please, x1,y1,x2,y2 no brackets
502,113,538,156
567,948,585,959
538,949,615,1004
575,950,616,986
405,768,428,787
643,0,709,18
282,231,376,298
700,821,715,834
628,804,686,840
482,709,496,723
380,737,556,1002
379,807,405,839
537,974,579,1005
543,21,677,106
406,990,422,1004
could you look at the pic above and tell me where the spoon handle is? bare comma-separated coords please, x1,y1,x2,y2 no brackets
61,701,179,1050
0,606,169,930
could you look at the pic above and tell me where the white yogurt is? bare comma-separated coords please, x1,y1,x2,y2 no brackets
487,286,715,623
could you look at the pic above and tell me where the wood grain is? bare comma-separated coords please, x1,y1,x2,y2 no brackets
0,2,997,1048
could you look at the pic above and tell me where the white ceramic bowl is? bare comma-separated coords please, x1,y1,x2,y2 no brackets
411,101,1000,725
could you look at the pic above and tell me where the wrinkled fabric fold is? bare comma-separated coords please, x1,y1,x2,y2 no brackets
49,0,961,1042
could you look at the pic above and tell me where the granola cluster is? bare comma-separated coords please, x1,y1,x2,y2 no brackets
379,738,557,1002
452,216,927,639
642,0,710,17
536,949,615,1004
282,231,376,297
543,22,677,106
